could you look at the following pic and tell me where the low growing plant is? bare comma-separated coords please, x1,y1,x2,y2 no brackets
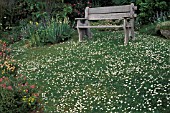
0,40,43,113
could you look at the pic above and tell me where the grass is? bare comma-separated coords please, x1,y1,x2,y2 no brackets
11,30,170,112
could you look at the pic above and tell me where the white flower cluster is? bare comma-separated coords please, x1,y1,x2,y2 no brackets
12,31,170,112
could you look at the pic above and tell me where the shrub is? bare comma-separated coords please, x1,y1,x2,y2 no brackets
0,75,42,113
136,0,169,25
0,39,43,113
66,0,93,23
156,21,170,39
156,21,170,30
0,40,10,60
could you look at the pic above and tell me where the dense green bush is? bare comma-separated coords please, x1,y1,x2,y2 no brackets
136,0,170,25
0,0,73,45
0,0,70,30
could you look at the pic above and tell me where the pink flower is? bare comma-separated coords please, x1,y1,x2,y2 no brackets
24,89,28,93
7,86,13,90
3,42,6,47
0,83,6,88
33,93,39,97
78,11,80,15
0,78,3,82
30,85,35,89
87,1,90,4
72,4,76,6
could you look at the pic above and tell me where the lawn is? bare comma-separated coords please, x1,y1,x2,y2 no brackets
11,30,170,113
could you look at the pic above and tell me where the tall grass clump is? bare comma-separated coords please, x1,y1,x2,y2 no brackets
21,18,74,47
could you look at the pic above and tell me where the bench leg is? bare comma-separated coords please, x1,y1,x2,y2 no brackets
78,28,84,42
77,20,85,42
123,19,129,45
85,20,92,38
130,18,135,40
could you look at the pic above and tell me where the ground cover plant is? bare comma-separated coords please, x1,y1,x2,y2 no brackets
11,30,170,112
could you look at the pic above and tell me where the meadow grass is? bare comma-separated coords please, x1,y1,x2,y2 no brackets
11,30,170,112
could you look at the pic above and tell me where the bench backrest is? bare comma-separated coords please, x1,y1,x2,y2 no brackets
85,3,137,20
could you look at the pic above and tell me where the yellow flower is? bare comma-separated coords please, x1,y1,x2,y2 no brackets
22,96,27,102
35,22,39,26
0,64,3,68
4,61,8,66
28,97,35,103
29,21,33,24
2,69,5,74
9,66,15,72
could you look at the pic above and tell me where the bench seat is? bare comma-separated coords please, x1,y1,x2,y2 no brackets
75,3,137,45
77,25,124,28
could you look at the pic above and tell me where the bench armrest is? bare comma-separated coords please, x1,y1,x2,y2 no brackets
75,18,87,20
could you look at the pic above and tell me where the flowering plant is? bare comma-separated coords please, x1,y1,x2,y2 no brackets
0,74,42,112
0,40,10,60
0,40,43,113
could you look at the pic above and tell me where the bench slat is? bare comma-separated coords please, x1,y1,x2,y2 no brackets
77,25,123,28
89,5,130,14
88,13,130,20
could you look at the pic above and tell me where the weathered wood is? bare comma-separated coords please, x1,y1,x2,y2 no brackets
84,20,92,38
75,18,87,20
130,3,135,18
133,6,137,10
75,3,137,45
129,3,135,40
130,18,135,40
88,13,131,20
78,25,123,28
77,20,84,42
89,5,131,14
85,7,89,19
123,19,129,45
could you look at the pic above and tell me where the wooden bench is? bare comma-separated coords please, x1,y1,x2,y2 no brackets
75,3,137,45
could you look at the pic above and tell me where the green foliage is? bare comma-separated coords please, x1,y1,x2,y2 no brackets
0,40,10,60
136,0,169,24
139,23,157,35
156,21,170,30
0,39,43,113
0,75,42,113
45,19,74,43
55,4,72,23
21,18,74,47
112,0,131,5
0,0,70,30
0,87,16,113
